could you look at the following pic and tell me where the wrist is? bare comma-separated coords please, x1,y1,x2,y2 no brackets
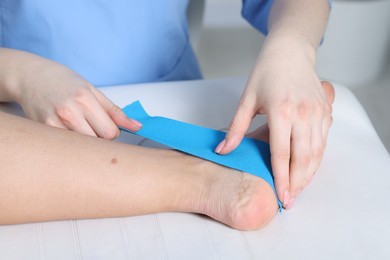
0,48,22,102
265,29,318,61
261,31,317,66
0,48,49,103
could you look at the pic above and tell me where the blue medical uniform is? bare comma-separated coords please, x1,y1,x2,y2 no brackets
0,1,201,86
0,0,331,87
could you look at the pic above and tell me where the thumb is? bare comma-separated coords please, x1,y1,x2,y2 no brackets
91,87,142,132
215,101,255,155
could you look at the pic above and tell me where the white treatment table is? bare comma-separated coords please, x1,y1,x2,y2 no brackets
1,78,389,259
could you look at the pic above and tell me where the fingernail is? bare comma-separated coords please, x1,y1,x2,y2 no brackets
215,139,226,154
283,190,290,208
286,197,296,210
130,119,143,128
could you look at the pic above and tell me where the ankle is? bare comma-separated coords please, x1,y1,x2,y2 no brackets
168,153,215,214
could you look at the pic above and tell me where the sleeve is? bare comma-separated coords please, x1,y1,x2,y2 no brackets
241,0,333,35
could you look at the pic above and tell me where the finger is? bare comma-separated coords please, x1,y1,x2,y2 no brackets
306,112,333,181
321,81,335,104
302,82,334,189
56,105,98,137
305,120,324,187
60,112,97,137
322,114,333,150
305,114,332,189
83,96,122,140
268,115,292,208
91,88,142,132
215,100,255,154
289,122,311,200
44,116,68,130
316,80,334,165
71,119,98,137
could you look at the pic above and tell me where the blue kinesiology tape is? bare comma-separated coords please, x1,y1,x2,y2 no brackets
121,101,282,207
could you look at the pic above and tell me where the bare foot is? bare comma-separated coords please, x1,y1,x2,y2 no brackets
197,161,278,231
138,139,278,230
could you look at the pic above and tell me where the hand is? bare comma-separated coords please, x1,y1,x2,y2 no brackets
215,41,335,209
246,82,334,142
246,81,335,164
13,54,141,139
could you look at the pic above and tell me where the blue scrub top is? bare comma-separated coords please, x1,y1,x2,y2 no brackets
0,0,202,87
0,0,331,87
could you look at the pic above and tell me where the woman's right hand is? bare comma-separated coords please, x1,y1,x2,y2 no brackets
1,48,142,139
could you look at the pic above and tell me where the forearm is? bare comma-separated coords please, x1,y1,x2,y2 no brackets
264,0,330,63
0,111,206,224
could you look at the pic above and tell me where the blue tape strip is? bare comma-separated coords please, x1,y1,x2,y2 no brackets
121,101,281,207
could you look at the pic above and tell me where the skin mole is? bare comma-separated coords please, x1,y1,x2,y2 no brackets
110,158,118,164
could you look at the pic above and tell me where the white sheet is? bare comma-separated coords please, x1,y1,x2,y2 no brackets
1,78,389,259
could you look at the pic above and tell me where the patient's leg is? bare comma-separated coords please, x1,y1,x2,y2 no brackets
0,110,277,230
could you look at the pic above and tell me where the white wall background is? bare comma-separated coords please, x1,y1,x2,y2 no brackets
197,0,264,79
203,0,248,28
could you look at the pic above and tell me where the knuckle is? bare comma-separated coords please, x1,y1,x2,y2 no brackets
274,174,288,185
109,103,122,117
290,185,302,198
312,145,324,159
295,153,311,166
44,117,58,127
73,88,94,108
272,148,291,161
56,105,76,125
329,115,334,126
274,99,292,119
296,101,310,119
324,103,333,116
101,125,119,140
